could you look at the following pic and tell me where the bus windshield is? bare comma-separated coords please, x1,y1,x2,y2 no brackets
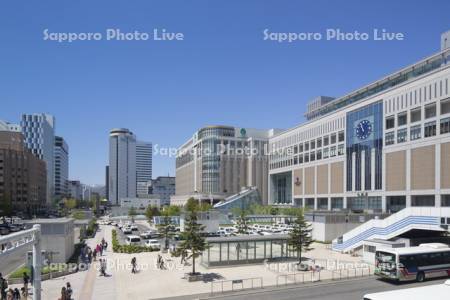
375,251,397,275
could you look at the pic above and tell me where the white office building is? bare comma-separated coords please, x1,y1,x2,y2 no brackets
268,33,450,213
108,128,137,205
136,141,152,196
54,136,69,199
21,113,55,204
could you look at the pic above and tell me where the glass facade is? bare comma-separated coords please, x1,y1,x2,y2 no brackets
346,101,383,191
202,235,297,267
270,172,292,204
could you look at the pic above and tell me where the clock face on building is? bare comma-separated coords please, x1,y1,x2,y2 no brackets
355,119,372,140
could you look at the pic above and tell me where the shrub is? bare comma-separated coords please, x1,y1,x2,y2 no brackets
111,229,157,253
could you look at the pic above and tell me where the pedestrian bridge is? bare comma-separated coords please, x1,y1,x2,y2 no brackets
332,207,450,253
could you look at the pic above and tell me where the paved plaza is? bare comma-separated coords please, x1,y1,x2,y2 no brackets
9,225,369,299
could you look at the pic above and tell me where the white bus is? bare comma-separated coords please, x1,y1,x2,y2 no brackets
374,243,450,282
363,279,450,300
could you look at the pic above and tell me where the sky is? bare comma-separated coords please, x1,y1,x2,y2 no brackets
1,0,449,185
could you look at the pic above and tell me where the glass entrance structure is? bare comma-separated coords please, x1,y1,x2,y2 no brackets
201,235,298,267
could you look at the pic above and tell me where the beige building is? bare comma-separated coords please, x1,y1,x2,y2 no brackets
172,126,282,206
0,125,47,216
269,34,450,213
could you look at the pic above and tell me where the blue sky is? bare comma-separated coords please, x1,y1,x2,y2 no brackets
1,0,449,185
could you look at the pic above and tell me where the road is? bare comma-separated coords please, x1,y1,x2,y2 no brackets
0,243,31,276
197,277,445,300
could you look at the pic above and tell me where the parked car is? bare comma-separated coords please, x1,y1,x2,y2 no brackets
130,225,139,231
145,239,161,249
140,230,157,239
123,227,133,234
125,235,141,246
8,225,22,232
0,224,10,235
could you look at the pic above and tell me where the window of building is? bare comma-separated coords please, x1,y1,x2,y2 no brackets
331,197,343,210
298,154,303,164
338,144,345,155
304,143,309,151
386,116,395,129
323,148,329,159
410,108,421,123
442,195,450,207
441,117,450,135
385,132,395,145
330,146,336,157
323,136,329,146
310,151,316,161
330,133,337,144
410,125,422,140
398,112,407,126
304,153,309,163
411,195,435,207
425,103,436,119
316,149,322,160
338,131,345,142
299,144,303,153
397,128,407,143
293,156,298,165
293,145,298,154
424,121,437,137
310,140,315,150
317,138,322,148
441,98,450,115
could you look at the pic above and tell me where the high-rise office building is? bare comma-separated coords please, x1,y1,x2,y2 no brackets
54,136,69,199
136,141,152,196
21,113,55,204
0,122,47,215
173,126,282,206
108,128,152,204
108,128,137,205
69,180,83,201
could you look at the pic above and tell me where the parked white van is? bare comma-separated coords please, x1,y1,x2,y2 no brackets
126,235,141,246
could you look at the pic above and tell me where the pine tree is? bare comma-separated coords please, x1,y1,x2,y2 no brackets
157,211,175,250
288,212,313,264
234,208,250,234
173,207,208,275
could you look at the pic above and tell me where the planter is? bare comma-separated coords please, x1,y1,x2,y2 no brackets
186,273,203,282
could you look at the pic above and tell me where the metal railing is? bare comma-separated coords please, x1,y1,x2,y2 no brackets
210,277,263,295
331,266,372,280
276,271,321,286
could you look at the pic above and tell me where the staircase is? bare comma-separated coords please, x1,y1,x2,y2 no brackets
332,207,450,252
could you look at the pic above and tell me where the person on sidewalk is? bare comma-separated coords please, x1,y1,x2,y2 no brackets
59,287,68,300
131,257,137,274
0,273,8,300
22,272,29,298
66,282,73,299
93,248,97,261
12,288,19,300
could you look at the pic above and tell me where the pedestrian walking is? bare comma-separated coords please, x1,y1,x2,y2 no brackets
22,272,29,298
12,288,19,300
0,273,8,300
100,244,104,256
131,257,137,274
93,248,97,261
6,289,13,300
66,282,73,299
59,287,68,300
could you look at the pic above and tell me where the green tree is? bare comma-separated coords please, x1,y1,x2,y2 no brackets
64,198,77,210
233,208,250,234
145,205,160,223
157,211,175,250
173,206,208,275
0,194,13,217
184,197,199,212
288,212,313,264
165,205,181,216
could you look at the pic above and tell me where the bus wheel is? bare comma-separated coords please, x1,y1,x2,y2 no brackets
416,272,425,282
